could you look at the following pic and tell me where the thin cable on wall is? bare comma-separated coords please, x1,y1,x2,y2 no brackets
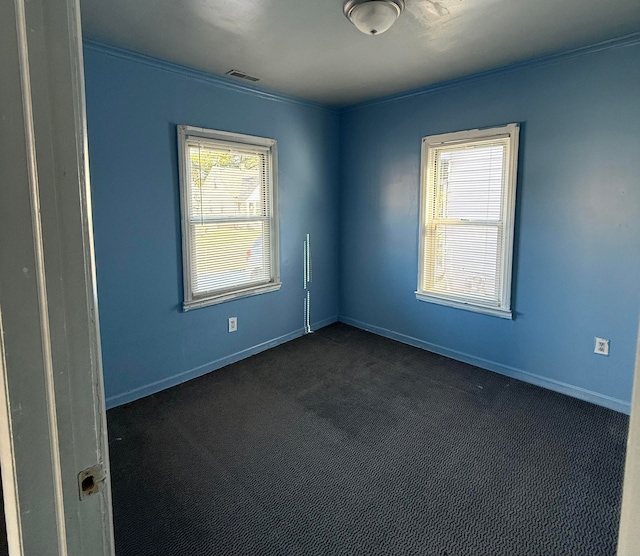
303,234,312,334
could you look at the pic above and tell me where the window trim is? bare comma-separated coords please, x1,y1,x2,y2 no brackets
416,123,520,319
177,124,281,311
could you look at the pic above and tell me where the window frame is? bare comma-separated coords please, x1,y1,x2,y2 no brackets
416,123,520,319
177,124,281,311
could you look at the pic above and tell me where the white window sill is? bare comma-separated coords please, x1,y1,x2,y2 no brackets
183,281,282,311
415,291,512,319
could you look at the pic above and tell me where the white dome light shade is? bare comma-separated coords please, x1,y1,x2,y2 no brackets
344,0,405,36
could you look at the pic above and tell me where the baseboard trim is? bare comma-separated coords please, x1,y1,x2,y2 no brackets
106,315,338,409
308,315,338,333
338,316,631,415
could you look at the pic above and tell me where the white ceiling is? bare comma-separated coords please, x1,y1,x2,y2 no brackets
80,0,640,107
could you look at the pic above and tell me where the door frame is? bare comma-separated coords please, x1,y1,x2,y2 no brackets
0,0,115,553
618,318,640,555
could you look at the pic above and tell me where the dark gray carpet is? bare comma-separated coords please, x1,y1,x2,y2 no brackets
107,323,628,555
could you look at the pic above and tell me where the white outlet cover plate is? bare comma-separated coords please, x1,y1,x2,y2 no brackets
594,337,609,356
228,317,237,333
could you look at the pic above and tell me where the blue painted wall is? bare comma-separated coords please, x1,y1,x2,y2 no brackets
84,44,340,408
85,38,639,412
339,42,640,412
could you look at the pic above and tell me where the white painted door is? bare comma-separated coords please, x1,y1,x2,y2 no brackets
0,0,115,554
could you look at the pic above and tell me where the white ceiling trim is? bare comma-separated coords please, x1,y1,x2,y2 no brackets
82,40,338,113
84,31,640,112
345,31,640,111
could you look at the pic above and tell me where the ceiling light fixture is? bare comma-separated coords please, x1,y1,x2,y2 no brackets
343,0,405,36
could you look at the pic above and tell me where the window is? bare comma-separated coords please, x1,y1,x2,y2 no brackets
178,125,280,310
417,124,519,318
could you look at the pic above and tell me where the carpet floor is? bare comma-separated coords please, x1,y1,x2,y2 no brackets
107,323,629,555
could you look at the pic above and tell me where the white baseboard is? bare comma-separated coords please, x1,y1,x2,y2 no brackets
106,315,338,409
338,316,631,415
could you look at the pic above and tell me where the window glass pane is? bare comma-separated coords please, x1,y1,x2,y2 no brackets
188,142,268,220
190,221,271,295
426,223,502,303
435,143,505,221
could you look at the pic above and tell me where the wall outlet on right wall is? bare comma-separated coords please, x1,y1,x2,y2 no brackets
594,337,609,356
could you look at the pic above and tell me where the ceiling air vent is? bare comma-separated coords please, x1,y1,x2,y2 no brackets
225,69,260,82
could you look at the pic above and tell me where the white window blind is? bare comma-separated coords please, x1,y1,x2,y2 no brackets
417,124,519,318
178,126,280,310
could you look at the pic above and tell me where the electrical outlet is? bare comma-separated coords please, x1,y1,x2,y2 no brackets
594,337,609,356
228,317,237,333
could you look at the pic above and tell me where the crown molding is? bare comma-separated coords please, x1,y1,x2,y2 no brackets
83,31,640,113
82,39,339,114
342,32,640,112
